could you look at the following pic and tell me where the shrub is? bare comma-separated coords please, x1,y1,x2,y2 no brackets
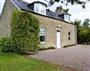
10,10,40,53
0,37,16,52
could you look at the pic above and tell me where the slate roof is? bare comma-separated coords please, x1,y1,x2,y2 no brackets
46,9,63,20
28,1,48,6
11,0,73,25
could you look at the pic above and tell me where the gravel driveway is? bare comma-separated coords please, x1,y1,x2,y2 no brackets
30,45,90,71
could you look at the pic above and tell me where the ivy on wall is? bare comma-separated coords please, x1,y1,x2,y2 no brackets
11,10,40,53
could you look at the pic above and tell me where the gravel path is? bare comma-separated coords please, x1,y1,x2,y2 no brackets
30,45,90,71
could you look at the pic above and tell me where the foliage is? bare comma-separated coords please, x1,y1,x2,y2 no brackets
10,10,40,53
74,20,90,44
79,27,90,44
83,19,90,28
67,0,79,4
55,0,86,8
55,0,59,2
0,37,16,52
55,0,84,4
74,20,81,42
64,8,69,13
0,52,64,71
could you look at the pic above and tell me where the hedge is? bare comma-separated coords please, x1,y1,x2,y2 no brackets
10,10,40,53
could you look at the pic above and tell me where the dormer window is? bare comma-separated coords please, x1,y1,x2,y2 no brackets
0,0,6,16
27,1,47,15
34,2,47,15
64,14,71,22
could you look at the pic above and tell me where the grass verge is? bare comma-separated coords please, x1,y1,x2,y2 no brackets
0,52,64,71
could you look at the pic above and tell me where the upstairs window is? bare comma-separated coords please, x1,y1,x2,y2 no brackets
0,0,6,16
34,3,46,15
64,14,70,22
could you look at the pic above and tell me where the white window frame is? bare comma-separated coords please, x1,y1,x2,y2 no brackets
34,3,46,15
40,27,46,44
64,14,70,22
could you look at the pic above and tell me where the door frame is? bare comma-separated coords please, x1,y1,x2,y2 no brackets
56,30,61,48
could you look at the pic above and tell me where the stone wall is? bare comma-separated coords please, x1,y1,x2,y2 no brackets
0,0,15,37
31,13,77,48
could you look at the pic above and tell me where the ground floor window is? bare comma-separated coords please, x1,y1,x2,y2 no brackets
40,36,45,42
68,36,71,40
40,27,46,44
68,32,71,40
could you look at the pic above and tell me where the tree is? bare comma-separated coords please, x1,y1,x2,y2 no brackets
55,0,86,8
64,8,69,13
55,0,85,4
83,19,90,28
74,20,90,44
79,27,90,44
74,20,81,43
55,0,78,4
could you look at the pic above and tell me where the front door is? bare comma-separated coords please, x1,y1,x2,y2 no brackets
56,31,61,48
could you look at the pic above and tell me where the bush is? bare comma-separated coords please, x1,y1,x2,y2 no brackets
10,10,40,54
0,37,16,52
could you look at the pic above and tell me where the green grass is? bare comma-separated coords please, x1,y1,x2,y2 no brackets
0,52,64,71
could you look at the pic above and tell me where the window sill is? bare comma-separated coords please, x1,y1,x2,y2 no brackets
40,42,46,44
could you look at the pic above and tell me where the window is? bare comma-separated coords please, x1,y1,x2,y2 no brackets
40,27,46,43
0,0,6,16
34,3,46,15
68,15,70,21
35,5,39,12
64,14,70,22
68,37,71,40
40,36,45,42
68,32,71,40
68,32,71,35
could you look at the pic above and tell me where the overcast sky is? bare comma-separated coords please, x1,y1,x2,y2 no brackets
23,0,90,22
48,0,90,22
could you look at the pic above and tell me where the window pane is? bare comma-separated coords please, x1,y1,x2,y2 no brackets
40,27,46,43
40,27,46,34
0,0,6,16
40,36,45,42
68,32,71,35
68,37,71,40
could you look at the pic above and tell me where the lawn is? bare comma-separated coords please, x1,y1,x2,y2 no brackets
0,52,64,71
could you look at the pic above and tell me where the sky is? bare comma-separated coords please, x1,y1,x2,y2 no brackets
48,0,90,22
0,0,6,16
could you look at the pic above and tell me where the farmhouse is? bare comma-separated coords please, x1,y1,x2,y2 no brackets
0,0,77,48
